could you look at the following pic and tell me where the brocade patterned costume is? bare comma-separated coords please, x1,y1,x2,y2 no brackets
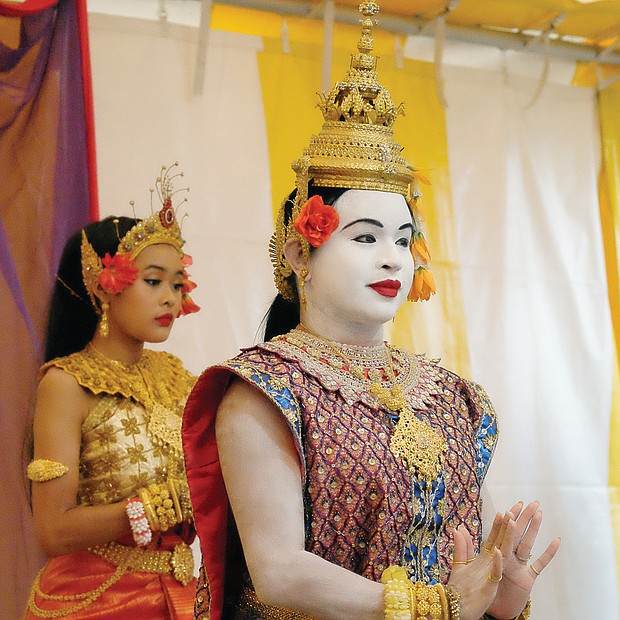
183,329,499,620
26,346,198,620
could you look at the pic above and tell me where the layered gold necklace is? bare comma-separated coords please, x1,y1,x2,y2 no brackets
292,325,446,482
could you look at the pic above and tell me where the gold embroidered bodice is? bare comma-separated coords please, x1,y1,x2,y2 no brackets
40,347,196,507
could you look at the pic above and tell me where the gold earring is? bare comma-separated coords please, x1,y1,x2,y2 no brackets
99,301,109,337
299,268,308,305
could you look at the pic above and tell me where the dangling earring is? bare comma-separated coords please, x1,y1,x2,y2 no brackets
298,268,308,305
99,301,109,337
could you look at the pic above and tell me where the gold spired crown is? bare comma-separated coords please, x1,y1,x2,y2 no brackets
295,0,412,196
271,1,417,301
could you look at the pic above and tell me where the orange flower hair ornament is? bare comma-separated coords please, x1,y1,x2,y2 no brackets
408,266,436,302
293,195,340,248
406,230,436,302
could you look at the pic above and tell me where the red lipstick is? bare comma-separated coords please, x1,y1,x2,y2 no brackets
156,313,173,327
368,279,401,298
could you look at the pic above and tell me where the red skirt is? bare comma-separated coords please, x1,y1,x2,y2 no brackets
24,533,197,619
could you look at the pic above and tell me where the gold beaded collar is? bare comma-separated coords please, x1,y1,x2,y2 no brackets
269,327,417,408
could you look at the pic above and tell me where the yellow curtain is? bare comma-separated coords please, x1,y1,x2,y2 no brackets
598,78,620,595
573,60,620,591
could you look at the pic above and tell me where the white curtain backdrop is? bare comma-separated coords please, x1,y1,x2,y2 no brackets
443,63,616,618
88,9,617,618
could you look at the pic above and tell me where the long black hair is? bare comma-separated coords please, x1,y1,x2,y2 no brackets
44,216,139,362
262,183,349,341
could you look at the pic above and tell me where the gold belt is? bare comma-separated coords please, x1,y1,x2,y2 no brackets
238,587,317,620
89,540,194,586
27,542,195,618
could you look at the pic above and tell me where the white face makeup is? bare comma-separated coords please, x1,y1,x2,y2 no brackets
303,189,414,344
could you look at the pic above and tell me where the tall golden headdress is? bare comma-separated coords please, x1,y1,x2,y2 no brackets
81,163,188,310
270,1,421,301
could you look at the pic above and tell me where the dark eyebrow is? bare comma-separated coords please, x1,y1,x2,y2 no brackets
341,219,414,233
143,265,184,276
341,218,383,231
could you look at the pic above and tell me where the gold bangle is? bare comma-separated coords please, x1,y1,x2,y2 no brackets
381,566,412,619
445,585,461,620
147,482,178,531
383,578,411,619
167,479,183,523
412,582,442,620
436,584,448,620
137,487,160,532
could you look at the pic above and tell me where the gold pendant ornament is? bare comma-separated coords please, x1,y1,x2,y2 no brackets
389,407,447,483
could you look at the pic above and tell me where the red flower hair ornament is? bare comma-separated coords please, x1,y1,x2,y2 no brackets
293,195,340,248
98,253,139,294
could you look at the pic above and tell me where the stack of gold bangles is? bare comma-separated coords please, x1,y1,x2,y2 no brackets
381,565,460,620
137,478,192,532
382,565,531,620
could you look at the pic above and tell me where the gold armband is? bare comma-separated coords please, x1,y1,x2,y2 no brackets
381,566,452,619
27,459,69,482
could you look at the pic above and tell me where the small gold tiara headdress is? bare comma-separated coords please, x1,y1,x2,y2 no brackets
81,163,188,310
118,162,187,259
270,1,417,301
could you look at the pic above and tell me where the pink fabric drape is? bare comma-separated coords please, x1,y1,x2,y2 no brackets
0,1,97,616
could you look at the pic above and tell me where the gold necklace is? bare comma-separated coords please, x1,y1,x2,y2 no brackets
86,343,152,407
296,323,405,409
293,324,447,483
87,342,144,368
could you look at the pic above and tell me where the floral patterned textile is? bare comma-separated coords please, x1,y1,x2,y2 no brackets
183,330,498,620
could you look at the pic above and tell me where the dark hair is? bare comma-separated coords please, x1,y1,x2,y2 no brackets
44,216,139,362
262,183,348,341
